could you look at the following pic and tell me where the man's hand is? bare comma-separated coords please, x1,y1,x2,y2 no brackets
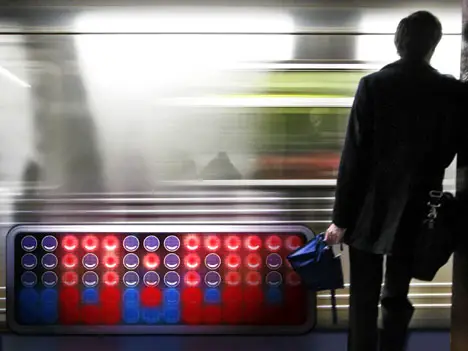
325,223,346,245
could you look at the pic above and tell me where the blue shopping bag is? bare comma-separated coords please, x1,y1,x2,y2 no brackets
287,233,344,324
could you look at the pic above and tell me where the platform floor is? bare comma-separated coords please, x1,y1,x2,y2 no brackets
0,331,449,351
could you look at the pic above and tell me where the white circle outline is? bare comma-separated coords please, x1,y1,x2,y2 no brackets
41,235,58,252
41,253,58,270
42,271,58,288
82,271,99,288
21,271,37,287
266,271,283,287
266,253,283,270
163,271,180,288
163,253,180,270
123,235,140,252
163,235,180,252
21,236,37,252
123,253,140,270
143,235,160,252
143,271,160,287
123,271,140,288
204,271,222,288
82,253,99,270
204,253,221,270
21,253,37,270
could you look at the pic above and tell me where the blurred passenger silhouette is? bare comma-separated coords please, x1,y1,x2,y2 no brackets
323,11,466,351
14,160,42,223
200,152,242,180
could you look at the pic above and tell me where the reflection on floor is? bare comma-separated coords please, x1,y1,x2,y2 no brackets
0,331,449,351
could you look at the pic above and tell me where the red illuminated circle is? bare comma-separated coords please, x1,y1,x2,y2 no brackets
184,234,200,251
82,235,99,251
225,235,241,251
245,235,262,251
225,271,241,286
141,287,162,307
184,253,201,270
62,235,78,251
103,271,119,287
184,271,201,287
103,253,119,269
285,235,302,251
226,253,241,269
266,235,282,252
245,253,262,270
286,271,302,286
143,253,160,270
62,271,78,287
102,235,119,251
62,253,78,269
204,235,220,251
245,271,262,286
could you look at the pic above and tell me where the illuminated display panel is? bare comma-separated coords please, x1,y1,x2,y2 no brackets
7,225,314,334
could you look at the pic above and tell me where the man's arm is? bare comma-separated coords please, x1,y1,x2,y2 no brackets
332,77,374,230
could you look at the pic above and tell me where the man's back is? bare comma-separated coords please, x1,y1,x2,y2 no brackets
334,59,464,254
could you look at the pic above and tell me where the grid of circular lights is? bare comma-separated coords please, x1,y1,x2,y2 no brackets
20,235,59,288
59,234,122,288
19,232,304,291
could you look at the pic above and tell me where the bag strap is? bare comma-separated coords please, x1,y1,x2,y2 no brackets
330,244,343,325
331,289,338,325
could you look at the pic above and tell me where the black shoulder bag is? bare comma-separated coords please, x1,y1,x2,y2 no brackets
412,190,460,281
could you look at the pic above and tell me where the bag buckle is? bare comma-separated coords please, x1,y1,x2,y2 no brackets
429,190,443,200
427,190,443,219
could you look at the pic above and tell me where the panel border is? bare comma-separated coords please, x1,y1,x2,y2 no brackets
6,224,316,335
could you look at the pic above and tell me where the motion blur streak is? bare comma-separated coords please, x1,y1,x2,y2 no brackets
0,0,462,329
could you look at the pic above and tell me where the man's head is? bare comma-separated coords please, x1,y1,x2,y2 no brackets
394,11,442,62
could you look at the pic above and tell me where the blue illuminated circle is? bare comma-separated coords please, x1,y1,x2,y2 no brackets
164,236,180,252
266,288,283,304
21,236,37,252
82,253,99,270
19,289,39,324
143,235,160,252
21,253,37,270
41,236,58,252
142,307,160,324
42,271,58,287
164,271,180,288
164,308,180,324
123,289,140,303
204,288,221,304
266,271,283,287
41,253,58,270
123,235,139,252
82,288,99,304
204,253,221,270
164,289,180,305
204,271,222,288
123,271,140,288
163,253,180,270
21,271,37,287
41,289,58,304
266,253,283,270
82,271,99,288
143,271,160,287
123,253,140,270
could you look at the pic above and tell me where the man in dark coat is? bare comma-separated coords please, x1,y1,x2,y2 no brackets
325,11,465,351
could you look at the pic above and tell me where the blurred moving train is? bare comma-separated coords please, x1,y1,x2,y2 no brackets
0,0,463,329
